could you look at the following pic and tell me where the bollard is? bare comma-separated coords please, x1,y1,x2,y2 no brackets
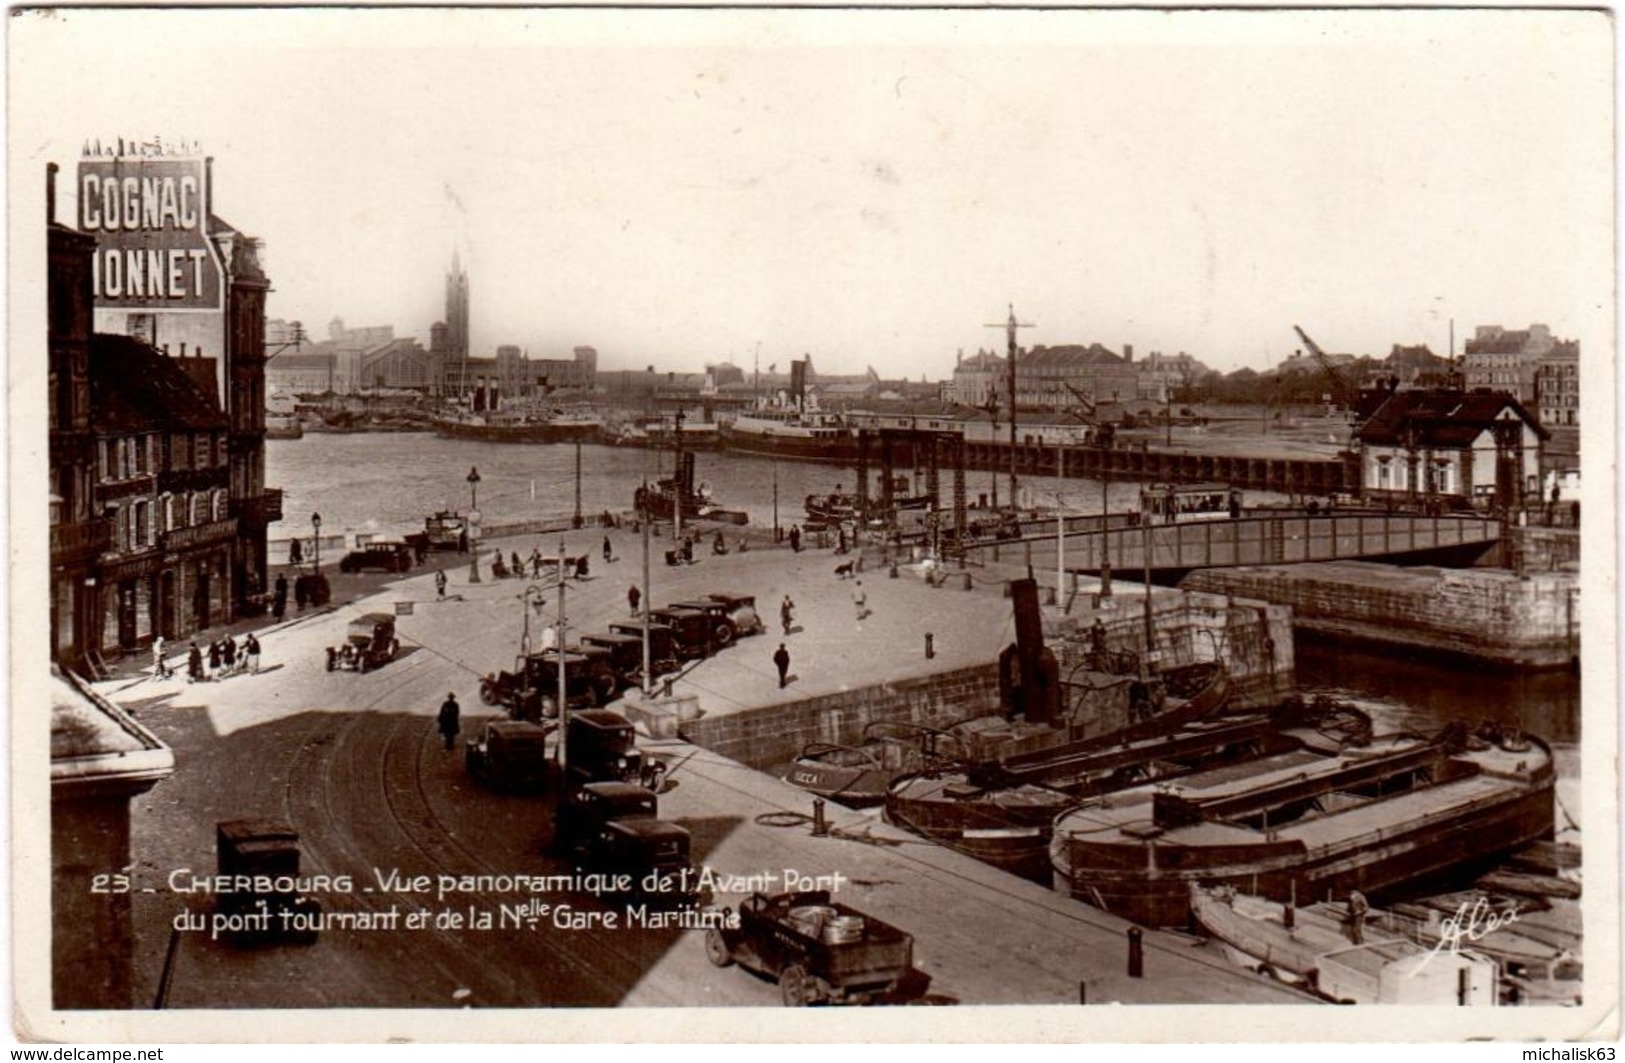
1127,927,1144,978
1078,980,1088,1005
811,798,829,837
925,633,935,659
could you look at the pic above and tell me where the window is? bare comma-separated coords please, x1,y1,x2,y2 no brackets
133,501,150,547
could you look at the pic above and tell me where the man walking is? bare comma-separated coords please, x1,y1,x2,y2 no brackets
773,643,791,689
272,573,288,621
853,579,869,622
151,636,171,680
789,524,801,553
435,568,448,600
628,584,641,616
244,633,262,674
603,535,613,563
437,693,461,752
780,595,795,636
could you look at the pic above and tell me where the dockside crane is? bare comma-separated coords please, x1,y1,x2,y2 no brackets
1292,325,1359,410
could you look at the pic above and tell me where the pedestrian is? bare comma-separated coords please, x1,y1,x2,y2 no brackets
1089,618,1109,671
789,524,801,553
289,537,303,567
437,693,461,752
511,551,523,577
272,573,288,621
780,595,795,636
1347,889,1369,944
151,636,171,680
187,641,204,683
435,568,447,600
244,632,262,674
602,535,613,563
539,624,558,653
206,638,222,680
531,549,544,579
294,576,309,612
853,579,869,622
773,643,791,689
628,584,641,616
837,527,848,554
221,635,238,676
576,555,590,580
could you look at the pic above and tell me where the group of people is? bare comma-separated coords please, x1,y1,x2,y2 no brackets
156,631,262,683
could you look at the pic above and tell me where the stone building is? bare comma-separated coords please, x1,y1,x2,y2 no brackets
1461,324,1578,407
951,343,1137,412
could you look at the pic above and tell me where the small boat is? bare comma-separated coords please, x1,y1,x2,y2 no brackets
1190,884,1500,1005
804,476,932,528
265,413,304,440
1051,722,1556,927
781,723,962,808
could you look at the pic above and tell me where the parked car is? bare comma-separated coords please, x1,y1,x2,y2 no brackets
480,651,612,721
326,613,401,672
666,599,754,646
705,593,766,638
579,631,680,687
553,781,696,905
704,890,914,1006
647,607,721,659
465,719,555,792
609,621,678,669
337,540,415,574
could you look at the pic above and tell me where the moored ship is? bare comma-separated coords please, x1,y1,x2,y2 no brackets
720,406,860,463
1050,722,1556,926
434,406,603,444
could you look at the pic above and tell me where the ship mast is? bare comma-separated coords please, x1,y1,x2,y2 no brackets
987,304,1034,509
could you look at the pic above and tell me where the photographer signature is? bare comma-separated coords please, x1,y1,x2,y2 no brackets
1422,896,1519,966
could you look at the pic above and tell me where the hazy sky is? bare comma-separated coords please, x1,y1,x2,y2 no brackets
10,8,1613,377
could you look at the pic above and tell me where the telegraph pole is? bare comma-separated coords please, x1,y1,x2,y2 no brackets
986,304,1035,510
640,480,652,695
556,555,569,771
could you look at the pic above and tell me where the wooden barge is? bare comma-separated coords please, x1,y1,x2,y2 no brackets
1050,724,1555,927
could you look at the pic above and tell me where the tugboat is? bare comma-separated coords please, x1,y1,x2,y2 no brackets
635,452,734,523
803,477,932,529
1051,721,1556,927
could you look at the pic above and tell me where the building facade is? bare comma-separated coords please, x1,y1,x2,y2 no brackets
53,151,280,665
1460,324,1576,407
1355,388,1547,509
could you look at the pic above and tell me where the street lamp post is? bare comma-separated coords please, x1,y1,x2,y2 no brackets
772,459,780,542
467,467,483,585
311,512,322,574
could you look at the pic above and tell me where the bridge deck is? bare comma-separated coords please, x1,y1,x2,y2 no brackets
966,512,1502,574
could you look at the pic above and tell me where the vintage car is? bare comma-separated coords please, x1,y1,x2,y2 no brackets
480,651,615,721
337,540,415,574
325,613,401,672
215,819,322,945
608,621,678,670
646,607,721,660
666,597,764,645
579,631,680,687
705,593,766,637
553,781,697,905
704,890,915,1006
465,719,555,792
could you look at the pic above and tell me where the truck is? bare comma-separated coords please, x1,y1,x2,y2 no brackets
480,651,617,721
703,890,915,1006
553,781,696,906
564,708,664,789
214,819,322,946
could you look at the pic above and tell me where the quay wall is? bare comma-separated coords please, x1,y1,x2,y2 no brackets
679,593,1294,771
1181,562,1580,668
1498,525,1581,574
679,662,1001,770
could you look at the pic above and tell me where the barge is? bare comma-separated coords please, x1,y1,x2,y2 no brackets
1050,723,1555,926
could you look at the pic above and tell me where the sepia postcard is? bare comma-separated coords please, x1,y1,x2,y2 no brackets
8,5,1619,1044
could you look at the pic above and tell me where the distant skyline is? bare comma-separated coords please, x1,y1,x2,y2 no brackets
11,8,1612,378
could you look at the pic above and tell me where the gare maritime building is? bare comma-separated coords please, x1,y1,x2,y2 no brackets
48,145,282,671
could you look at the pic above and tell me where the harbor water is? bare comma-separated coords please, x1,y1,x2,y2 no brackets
268,432,1581,756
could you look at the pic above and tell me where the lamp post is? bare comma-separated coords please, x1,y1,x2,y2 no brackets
772,459,780,542
467,467,483,584
311,512,322,574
